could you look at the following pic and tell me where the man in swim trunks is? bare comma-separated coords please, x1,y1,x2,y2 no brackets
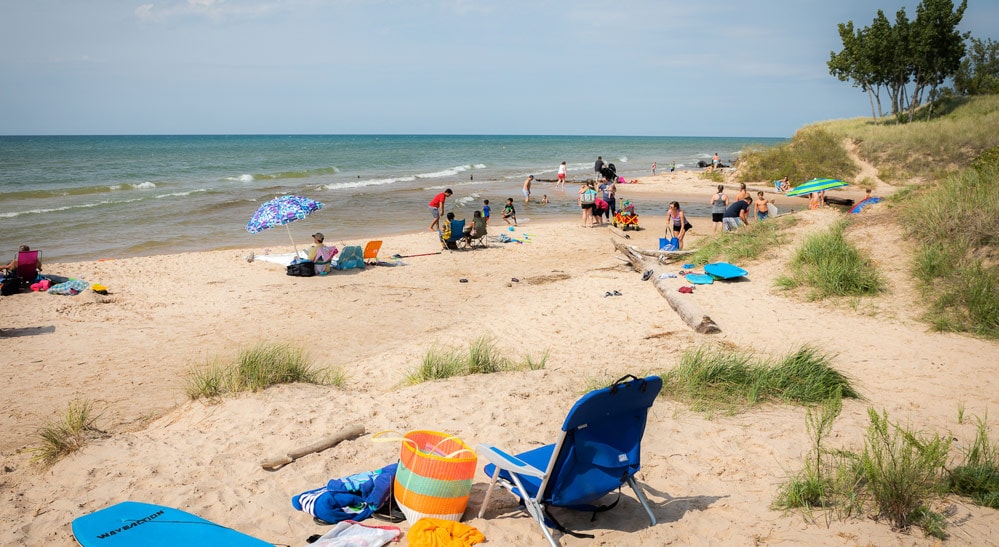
523,175,533,203
723,196,752,231
755,191,770,221
428,188,452,231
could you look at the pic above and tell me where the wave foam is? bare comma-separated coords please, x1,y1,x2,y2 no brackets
134,182,157,190
415,164,472,179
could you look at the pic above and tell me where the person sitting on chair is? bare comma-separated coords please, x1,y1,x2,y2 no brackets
3,245,42,275
462,210,487,245
307,233,338,275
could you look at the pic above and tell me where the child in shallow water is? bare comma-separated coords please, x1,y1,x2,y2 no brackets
502,198,517,226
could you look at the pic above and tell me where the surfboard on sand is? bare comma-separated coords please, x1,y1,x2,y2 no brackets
767,203,779,216
73,501,272,547
703,262,748,280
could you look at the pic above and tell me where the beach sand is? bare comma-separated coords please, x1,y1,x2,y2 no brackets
2,172,997,546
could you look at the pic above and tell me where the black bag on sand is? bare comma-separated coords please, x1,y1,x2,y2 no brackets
286,261,315,277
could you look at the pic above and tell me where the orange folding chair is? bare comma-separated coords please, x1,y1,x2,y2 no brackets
363,241,383,264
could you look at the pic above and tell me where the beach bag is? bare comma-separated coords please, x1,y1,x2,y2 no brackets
684,220,693,232
374,430,477,523
581,189,596,205
660,237,679,251
337,246,365,270
292,463,397,524
287,260,315,277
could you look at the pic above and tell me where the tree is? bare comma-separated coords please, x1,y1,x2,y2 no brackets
906,0,968,120
827,0,968,122
954,37,999,95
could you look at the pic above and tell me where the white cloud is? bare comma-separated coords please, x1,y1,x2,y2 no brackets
133,0,295,22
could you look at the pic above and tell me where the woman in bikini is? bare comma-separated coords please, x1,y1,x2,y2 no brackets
666,201,689,250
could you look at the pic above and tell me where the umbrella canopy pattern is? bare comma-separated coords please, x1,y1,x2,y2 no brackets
786,178,848,197
246,195,324,234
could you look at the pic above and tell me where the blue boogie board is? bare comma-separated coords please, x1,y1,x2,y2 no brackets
685,273,714,285
703,262,748,280
72,501,272,547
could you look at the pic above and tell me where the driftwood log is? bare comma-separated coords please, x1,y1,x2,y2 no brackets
261,423,365,470
612,239,720,334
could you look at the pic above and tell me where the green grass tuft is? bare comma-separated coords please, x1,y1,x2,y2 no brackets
688,215,793,266
778,220,885,299
660,345,857,413
31,400,102,467
404,336,548,385
949,417,999,508
186,343,344,399
859,409,951,535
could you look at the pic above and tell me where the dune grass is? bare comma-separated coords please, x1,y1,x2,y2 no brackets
775,220,885,300
31,400,102,467
404,336,548,385
700,169,725,183
949,417,999,509
736,126,859,184
185,343,345,399
777,407,998,539
660,345,858,413
687,214,795,266
814,95,999,182
899,160,999,338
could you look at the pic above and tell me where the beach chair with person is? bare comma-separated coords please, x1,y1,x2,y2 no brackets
475,374,662,546
1,246,43,294
460,211,488,249
439,213,466,251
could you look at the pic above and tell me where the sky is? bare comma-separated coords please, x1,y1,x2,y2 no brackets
1,0,996,138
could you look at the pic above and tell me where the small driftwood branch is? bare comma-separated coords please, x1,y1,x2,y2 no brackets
612,240,720,334
608,226,633,240
261,423,365,470
628,246,696,258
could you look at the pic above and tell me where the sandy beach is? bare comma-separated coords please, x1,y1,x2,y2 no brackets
2,171,997,546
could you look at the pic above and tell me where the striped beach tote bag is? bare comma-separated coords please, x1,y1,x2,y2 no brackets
377,430,477,522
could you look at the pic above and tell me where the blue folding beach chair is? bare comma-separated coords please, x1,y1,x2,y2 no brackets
440,218,465,250
476,374,662,546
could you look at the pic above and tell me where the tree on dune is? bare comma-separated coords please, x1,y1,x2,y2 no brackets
828,0,969,123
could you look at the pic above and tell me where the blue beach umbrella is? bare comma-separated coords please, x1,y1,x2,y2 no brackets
786,178,848,197
246,195,325,256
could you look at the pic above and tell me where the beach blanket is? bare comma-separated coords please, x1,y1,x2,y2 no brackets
47,279,91,296
292,463,397,524
254,251,308,266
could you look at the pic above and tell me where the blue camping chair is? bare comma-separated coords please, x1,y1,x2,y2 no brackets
440,218,466,250
476,374,662,546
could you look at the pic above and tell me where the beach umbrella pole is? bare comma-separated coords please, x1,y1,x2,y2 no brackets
286,224,300,257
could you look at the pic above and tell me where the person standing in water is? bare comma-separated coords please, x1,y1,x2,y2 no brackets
556,161,567,190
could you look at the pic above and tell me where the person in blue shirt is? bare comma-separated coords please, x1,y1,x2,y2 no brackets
723,196,752,231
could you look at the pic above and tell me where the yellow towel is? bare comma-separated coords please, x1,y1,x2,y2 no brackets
406,518,485,547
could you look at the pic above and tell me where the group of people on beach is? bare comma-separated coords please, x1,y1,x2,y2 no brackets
708,183,777,234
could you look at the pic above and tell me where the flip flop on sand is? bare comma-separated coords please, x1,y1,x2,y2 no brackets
642,270,653,281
